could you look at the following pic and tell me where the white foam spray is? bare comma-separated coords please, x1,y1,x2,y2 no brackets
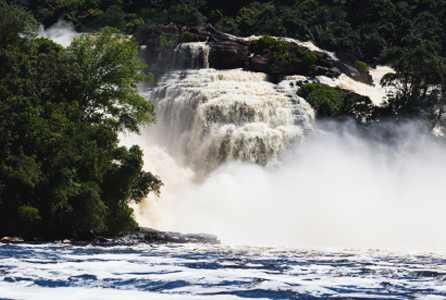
38,21,78,48
124,64,446,250
317,66,394,105
126,119,446,250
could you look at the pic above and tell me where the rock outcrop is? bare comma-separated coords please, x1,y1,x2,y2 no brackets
133,23,373,85
139,228,220,244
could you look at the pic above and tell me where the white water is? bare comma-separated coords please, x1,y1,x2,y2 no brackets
123,65,446,251
38,22,78,48
139,68,314,173
317,66,394,105
3,243,446,299
174,42,210,69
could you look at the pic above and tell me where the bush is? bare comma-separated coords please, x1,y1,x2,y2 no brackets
181,31,196,43
354,60,368,73
256,35,277,51
298,83,374,121
256,35,289,60
302,50,317,74
298,83,344,117
158,32,178,47
18,206,41,238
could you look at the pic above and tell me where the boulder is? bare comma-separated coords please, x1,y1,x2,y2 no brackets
1,236,24,243
208,40,249,69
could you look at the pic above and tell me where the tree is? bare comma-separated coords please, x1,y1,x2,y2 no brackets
380,22,446,128
67,27,155,133
0,3,38,51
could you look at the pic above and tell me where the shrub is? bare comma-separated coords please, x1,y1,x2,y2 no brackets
256,35,290,60
18,206,41,238
256,35,277,51
298,83,374,121
302,50,317,74
158,32,178,47
297,83,344,117
354,60,368,73
181,31,196,43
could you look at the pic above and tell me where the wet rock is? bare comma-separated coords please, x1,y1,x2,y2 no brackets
208,40,249,69
1,236,24,243
134,23,373,84
140,227,220,244
335,51,373,85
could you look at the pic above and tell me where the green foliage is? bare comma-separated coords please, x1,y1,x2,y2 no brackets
298,83,344,117
158,32,178,48
18,206,41,238
0,8,162,240
166,4,206,26
255,35,291,60
297,83,374,121
380,31,446,127
67,27,155,133
0,4,38,51
18,206,41,222
236,2,286,36
302,50,317,74
354,60,368,73
86,5,127,31
181,31,196,43
255,35,277,51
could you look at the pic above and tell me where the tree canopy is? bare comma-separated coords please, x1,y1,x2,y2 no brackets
0,4,162,240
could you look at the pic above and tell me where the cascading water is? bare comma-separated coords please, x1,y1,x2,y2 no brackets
173,42,210,69
141,68,315,173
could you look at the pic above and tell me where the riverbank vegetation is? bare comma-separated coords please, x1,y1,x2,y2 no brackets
0,4,162,240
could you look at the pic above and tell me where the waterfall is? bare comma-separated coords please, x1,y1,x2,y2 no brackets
173,42,210,69
141,68,315,173
129,43,446,249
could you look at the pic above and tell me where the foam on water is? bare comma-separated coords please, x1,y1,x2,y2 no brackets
317,66,394,105
2,243,446,299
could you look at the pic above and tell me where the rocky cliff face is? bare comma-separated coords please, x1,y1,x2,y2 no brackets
133,24,373,85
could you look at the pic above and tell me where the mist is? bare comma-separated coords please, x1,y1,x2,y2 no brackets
38,22,78,48
124,119,446,250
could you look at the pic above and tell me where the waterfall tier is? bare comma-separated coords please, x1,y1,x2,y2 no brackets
141,68,315,172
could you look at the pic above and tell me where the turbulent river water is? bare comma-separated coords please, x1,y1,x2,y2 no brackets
2,243,446,299
3,27,446,299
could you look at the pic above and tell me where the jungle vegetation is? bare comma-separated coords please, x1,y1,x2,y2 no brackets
0,3,162,240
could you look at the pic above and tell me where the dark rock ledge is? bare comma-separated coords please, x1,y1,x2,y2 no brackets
0,228,220,245
134,23,373,85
